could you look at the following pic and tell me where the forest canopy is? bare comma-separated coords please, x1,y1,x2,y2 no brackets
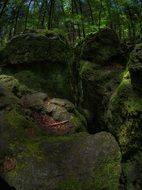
0,0,142,46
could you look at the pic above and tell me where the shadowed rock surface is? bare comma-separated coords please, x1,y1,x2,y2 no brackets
80,28,122,65
128,43,142,93
3,132,121,190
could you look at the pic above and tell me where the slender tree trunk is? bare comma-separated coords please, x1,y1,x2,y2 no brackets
13,9,20,35
77,0,86,38
127,6,136,38
87,0,94,24
71,0,75,43
60,0,72,40
24,0,32,30
13,1,23,35
40,0,48,29
0,0,9,19
48,0,55,30
106,0,113,29
98,0,103,30
72,0,81,39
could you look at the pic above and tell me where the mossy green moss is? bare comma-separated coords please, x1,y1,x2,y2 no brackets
13,66,71,99
0,33,70,65
13,67,72,99
14,70,46,91
56,179,82,190
4,132,121,190
105,70,142,159
5,108,34,130
57,156,121,190
70,110,87,132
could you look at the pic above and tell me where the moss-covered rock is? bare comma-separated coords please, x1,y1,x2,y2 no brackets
12,69,71,99
3,132,121,190
0,75,28,95
73,28,125,132
79,60,124,132
0,75,122,189
44,98,87,133
14,70,47,92
0,33,70,65
0,99,36,166
80,28,122,65
0,32,72,100
105,70,142,159
105,57,142,188
0,73,88,136
128,43,142,93
122,152,142,190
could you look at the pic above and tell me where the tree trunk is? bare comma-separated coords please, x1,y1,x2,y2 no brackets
87,0,94,24
98,0,103,30
77,0,86,38
48,0,55,30
0,0,9,19
24,0,32,30
127,6,136,38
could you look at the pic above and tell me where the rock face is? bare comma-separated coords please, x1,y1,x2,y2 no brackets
0,33,72,99
123,152,142,190
105,70,142,158
105,67,142,188
3,132,121,190
75,29,125,132
0,33,70,65
80,28,122,65
78,60,124,132
104,45,142,188
128,43,142,92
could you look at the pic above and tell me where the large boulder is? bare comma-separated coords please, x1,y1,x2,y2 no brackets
105,47,142,188
2,132,121,190
128,43,142,92
80,28,122,65
105,70,142,158
73,28,125,132
105,70,142,189
0,33,72,100
0,32,70,65
78,60,124,132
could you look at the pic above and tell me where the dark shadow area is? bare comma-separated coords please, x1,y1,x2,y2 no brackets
0,176,16,190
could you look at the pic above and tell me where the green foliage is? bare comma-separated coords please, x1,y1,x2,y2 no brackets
0,0,141,46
